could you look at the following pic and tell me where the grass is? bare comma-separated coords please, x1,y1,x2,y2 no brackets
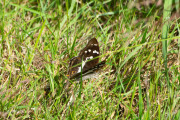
0,0,180,119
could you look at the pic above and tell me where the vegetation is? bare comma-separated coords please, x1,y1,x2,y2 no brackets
0,0,179,119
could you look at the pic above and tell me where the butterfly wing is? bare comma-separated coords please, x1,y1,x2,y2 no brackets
67,56,81,78
78,38,100,72
70,60,106,81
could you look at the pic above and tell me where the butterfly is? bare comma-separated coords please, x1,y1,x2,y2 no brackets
67,38,106,81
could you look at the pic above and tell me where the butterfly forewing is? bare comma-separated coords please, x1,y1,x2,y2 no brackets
78,38,100,72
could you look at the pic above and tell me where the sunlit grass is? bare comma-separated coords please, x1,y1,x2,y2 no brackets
0,0,179,119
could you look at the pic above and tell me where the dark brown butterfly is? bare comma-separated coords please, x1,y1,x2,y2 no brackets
67,38,105,81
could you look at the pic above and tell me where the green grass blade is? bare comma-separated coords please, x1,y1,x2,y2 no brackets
138,61,143,119
162,0,173,83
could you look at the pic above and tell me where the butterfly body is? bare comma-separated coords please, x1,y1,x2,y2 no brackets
67,38,105,80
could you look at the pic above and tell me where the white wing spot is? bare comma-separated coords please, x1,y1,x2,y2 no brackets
94,44,98,46
93,50,99,54
86,56,93,61
88,49,91,52
82,60,86,68
77,67,81,73
77,61,86,73
85,51,87,53
89,56,93,59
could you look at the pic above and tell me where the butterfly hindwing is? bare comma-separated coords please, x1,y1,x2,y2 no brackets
67,56,82,78
69,60,106,80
